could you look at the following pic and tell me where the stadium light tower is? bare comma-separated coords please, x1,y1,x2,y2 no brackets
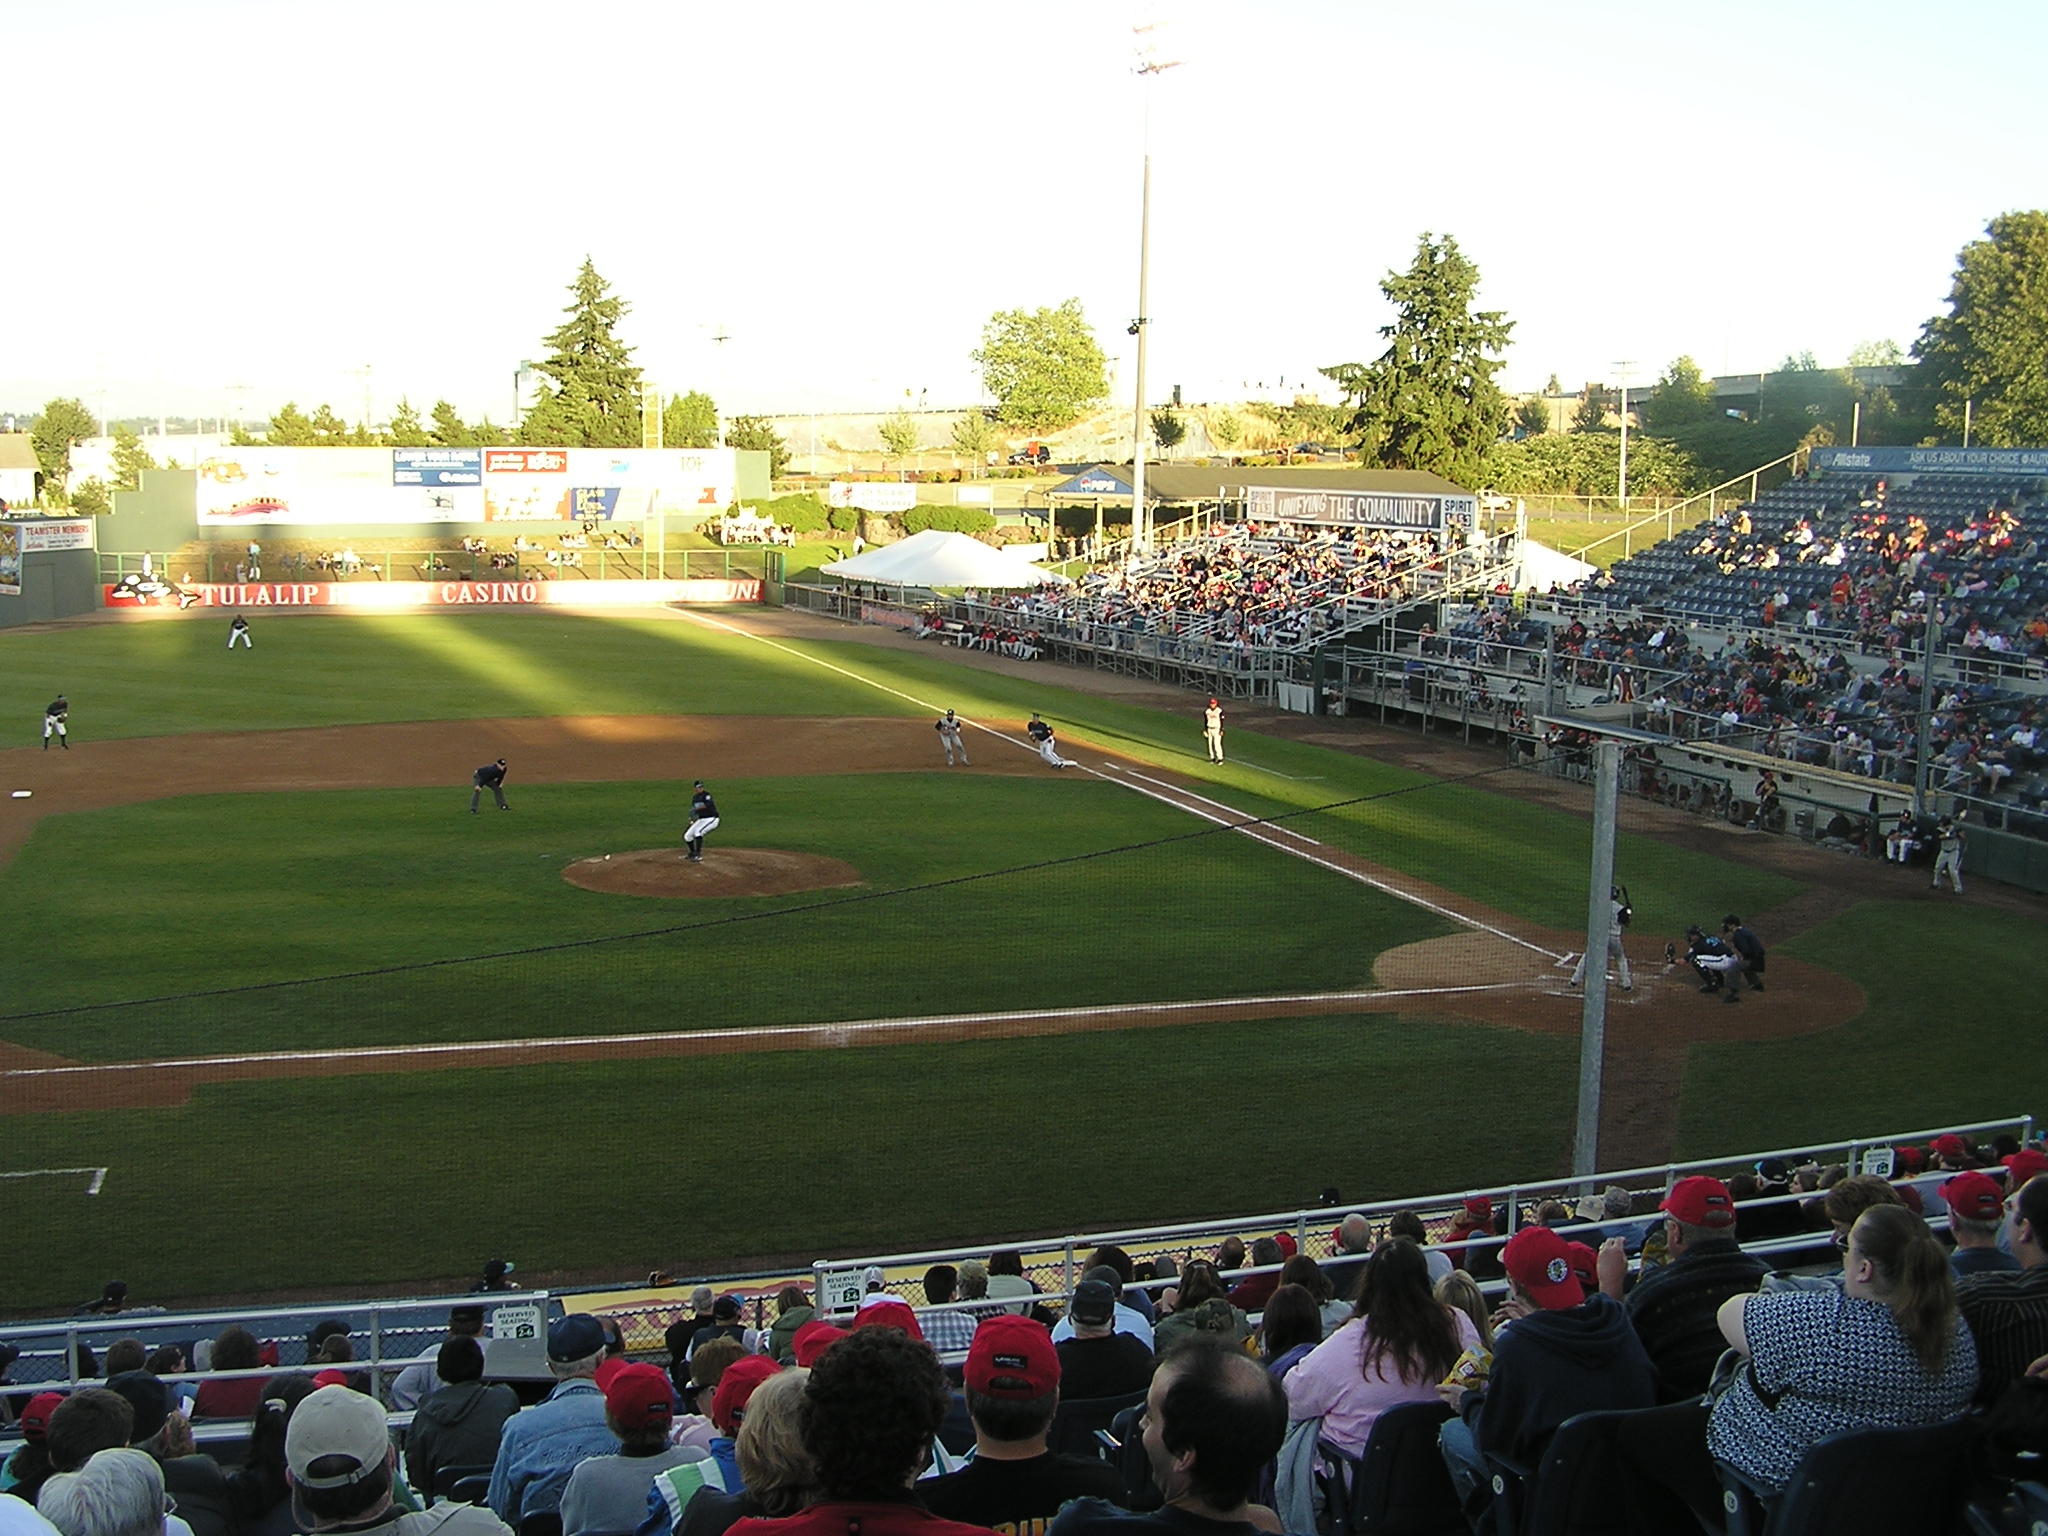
1128,22,1181,554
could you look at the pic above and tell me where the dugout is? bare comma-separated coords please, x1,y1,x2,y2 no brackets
0,518,99,627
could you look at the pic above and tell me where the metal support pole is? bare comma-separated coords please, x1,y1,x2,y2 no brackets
1130,150,1153,553
1573,739,1621,1182
1913,618,1941,820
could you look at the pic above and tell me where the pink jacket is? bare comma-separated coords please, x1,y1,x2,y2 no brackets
1282,1311,1480,1452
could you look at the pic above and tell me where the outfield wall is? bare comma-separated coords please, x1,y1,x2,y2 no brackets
103,578,761,610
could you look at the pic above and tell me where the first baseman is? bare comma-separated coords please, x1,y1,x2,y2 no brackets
936,708,969,766
685,780,721,861
42,695,68,750
470,758,510,812
1026,714,1072,769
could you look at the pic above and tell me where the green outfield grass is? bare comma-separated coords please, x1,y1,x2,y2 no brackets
0,775,1450,1057
4,1011,1579,1310
1675,901,2048,1158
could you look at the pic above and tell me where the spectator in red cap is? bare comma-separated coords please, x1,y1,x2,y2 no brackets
1435,1227,1654,1508
921,1316,1126,1530
1945,1172,2022,1278
789,1323,845,1370
638,1368,814,1536
726,1328,987,1536
1931,1134,1976,1170
1959,1173,2048,1405
562,1363,706,1536
2004,1148,2048,1190
1445,1198,1502,1280
0,1390,66,1502
1285,1238,1480,1454
1595,1176,1768,1403
850,1301,924,1345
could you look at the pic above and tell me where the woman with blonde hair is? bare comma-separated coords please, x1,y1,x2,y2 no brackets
661,1367,815,1536
1432,1270,1494,1351
1608,1203,1978,1531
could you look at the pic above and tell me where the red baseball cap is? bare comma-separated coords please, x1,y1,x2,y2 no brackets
2003,1149,2048,1188
603,1362,675,1432
20,1392,64,1442
850,1299,924,1343
965,1315,1058,1399
710,1356,780,1434
1462,1197,1494,1223
1932,1134,1970,1161
1942,1171,2006,1222
593,1356,630,1391
312,1369,350,1389
1564,1243,1599,1289
790,1321,846,1368
1894,1146,1927,1174
1502,1228,1584,1310
1662,1176,1737,1230
1273,1232,1299,1258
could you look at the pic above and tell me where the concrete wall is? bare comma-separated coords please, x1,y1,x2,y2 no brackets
0,548,101,627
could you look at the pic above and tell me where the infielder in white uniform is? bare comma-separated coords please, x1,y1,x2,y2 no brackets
1203,697,1225,763
1567,887,1633,991
936,709,969,766
1026,714,1071,769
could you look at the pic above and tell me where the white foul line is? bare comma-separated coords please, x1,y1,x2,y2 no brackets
0,1167,108,1194
676,608,1564,960
0,985,1535,1081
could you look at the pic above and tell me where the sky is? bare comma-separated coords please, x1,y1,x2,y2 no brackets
4,0,2045,425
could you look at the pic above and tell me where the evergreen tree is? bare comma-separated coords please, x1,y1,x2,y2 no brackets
1513,398,1550,437
266,403,314,445
309,403,350,444
519,257,644,447
1572,388,1609,434
110,425,156,490
663,390,719,449
1150,407,1187,450
1915,210,2048,446
725,416,789,478
428,400,473,447
387,398,430,447
1321,233,1513,487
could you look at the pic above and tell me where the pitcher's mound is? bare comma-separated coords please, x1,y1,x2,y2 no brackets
562,847,864,899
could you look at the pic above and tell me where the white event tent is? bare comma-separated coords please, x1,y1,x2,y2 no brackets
819,529,1070,589
1512,538,1597,593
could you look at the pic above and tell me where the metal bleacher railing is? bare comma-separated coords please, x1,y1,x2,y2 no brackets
2,1114,2032,1454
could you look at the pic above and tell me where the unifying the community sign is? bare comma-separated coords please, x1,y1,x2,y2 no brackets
1245,485,1476,531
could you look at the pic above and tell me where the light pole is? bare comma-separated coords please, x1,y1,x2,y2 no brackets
1128,24,1180,555
1612,360,1635,509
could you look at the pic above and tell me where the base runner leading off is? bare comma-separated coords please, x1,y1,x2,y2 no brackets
1026,713,1072,769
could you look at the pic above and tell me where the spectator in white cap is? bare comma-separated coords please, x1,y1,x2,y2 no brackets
486,1316,620,1525
284,1385,507,1536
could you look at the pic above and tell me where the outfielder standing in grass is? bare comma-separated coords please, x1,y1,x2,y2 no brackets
685,781,720,862
42,695,68,750
470,758,510,812
228,614,252,649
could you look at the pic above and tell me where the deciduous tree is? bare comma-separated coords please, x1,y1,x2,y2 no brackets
1209,409,1242,448
663,390,719,450
972,298,1109,432
1321,233,1513,487
950,411,998,459
725,415,789,478
30,397,98,496
1847,338,1904,368
518,257,644,447
1642,356,1716,431
878,411,922,458
1915,210,2048,446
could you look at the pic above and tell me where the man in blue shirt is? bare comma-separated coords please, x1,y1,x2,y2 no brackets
487,1314,621,1523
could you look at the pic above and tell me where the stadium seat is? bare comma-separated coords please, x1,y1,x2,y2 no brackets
1097,1402,1162,1510
437,1467,494,1506
518,1517,563,1536
1313,1401,1461,1536
1966,1479,2048,1536
1047,1387,1149,1459
1716,1415,1977,1536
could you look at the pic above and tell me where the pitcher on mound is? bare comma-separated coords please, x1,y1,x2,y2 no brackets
685,780,721,862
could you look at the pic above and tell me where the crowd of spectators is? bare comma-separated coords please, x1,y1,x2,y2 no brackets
5,1130,2045,1536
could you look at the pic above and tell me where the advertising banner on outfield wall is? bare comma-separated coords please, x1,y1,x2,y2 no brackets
17,519,97,552
827,482,919,514
0,524,18,596
195,448,738,524
103,578,762,609
1811,445,2048,476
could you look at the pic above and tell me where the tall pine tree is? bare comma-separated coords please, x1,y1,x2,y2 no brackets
1322,233,1513,487
519,258,644,447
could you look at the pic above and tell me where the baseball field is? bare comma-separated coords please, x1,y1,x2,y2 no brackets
1,604,2042,1313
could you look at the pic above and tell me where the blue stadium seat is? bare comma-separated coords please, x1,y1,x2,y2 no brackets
1313,1402,1462,1536
1716,1415,1976,1536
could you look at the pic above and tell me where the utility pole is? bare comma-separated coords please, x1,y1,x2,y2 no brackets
1573,738,1621,1181
1128,25,1180,555
1963,398,1974,448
